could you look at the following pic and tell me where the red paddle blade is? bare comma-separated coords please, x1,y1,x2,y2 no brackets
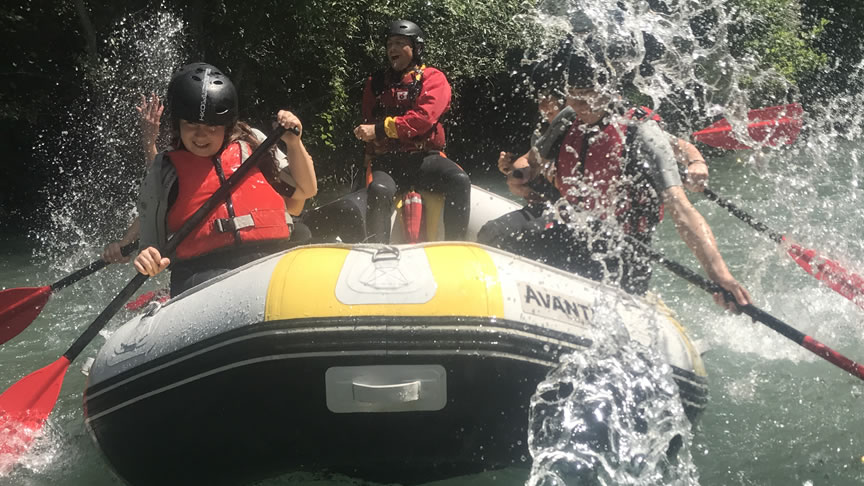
787,243,864,310
402,191,424,244
0,356,70,473
0,286,52,346
692,103,804,150
124,289,170,311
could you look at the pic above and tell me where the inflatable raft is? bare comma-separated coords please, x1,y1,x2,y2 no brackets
83,187,708,485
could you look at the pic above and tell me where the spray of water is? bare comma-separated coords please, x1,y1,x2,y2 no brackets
703,57,864,361
523,0,797,136
527,296,699,486
517,0,864,483
30,9,185,273
515,0,811,483
1,9,187,483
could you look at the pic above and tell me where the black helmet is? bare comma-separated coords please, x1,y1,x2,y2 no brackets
385,19,425,62
531,35,607,95
167,62,238,126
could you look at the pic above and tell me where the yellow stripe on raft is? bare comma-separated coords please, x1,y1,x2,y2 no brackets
265,244,504,320
653,297,707,377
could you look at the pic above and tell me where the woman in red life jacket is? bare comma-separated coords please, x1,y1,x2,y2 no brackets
478,38,750,312
133,63,317,296
352,19,471,243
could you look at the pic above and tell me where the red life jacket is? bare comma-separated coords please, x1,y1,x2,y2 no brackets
165,142,291,260
554,107,664,236
363,65,449,153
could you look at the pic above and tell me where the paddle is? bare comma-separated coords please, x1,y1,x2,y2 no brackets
0,241,139,347
504,165,863,381
514,127,863,381
0,126,292,469
625,234,864,381
690,103,803,150
699,188,864,310
676,101,863,308
124,288,170,311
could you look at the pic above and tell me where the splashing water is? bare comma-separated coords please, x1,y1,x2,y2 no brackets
0,407,69,482
0,9,186,484
30,8,186,272
524,0,795,137
516,0,843,483
515,0,864,484
527,297,699,486
3,0,864,483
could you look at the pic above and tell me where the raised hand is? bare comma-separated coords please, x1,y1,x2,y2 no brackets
277,110,303,142
136,93,164,163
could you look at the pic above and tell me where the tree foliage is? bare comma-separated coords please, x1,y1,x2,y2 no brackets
728,0,828,83
176,0,541,168
0,0,859,229
800,0,864,99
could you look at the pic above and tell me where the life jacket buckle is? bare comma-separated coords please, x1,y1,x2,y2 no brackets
213,214,255,233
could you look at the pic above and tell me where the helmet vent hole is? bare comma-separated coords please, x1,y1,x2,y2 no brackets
213,80,223,85
192,75,202,81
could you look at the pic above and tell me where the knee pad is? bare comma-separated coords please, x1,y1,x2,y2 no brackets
447,169,471,189
368,182,395,199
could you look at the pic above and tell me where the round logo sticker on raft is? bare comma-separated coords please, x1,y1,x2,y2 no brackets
335,246,438,305
107,302,163,366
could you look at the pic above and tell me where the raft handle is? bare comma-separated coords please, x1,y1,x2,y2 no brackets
352,381,421,404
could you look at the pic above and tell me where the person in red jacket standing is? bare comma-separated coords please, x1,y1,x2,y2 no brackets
352,19,471,243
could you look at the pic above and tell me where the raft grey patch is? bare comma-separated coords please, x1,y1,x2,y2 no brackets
336,246,437,304
517,282,593,328
107,302,163,365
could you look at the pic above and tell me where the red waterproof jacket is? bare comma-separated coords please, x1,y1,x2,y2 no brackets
361,65,451,154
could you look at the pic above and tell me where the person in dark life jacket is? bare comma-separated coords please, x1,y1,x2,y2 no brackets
349,19,471,242
477,40,750,311
133,62,317,296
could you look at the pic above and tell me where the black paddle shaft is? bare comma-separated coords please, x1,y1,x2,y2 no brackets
624,235,806,343
63,127,289,361
519,165,864,379
630,234,864,380
51,241,139,292
702,188,785,244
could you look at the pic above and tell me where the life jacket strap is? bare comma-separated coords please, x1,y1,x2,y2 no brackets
214,214,255,233
214,212,294,233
